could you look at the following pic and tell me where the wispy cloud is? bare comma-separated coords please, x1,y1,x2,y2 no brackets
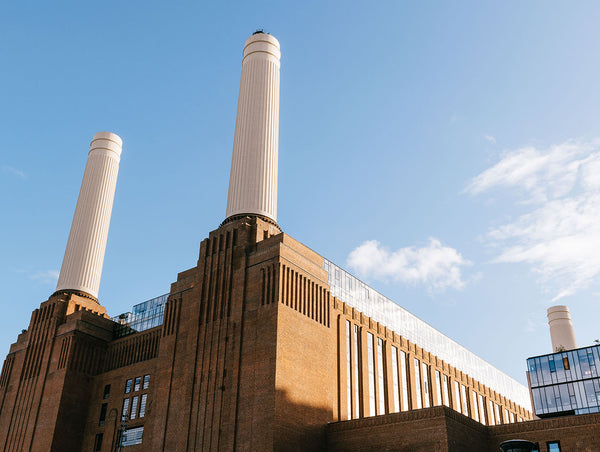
347,238,471,293
1,165,27,180
29,270,59,284
467,140,600,301
484,135,496,144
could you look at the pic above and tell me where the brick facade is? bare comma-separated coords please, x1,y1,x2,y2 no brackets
1,216,590,452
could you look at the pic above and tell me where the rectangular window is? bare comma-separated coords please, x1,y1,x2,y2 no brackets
103,384,111,399
422,363,430,408
99,403,107,426
461,385,469,416
143,374,150,390
549,359,556,372
563,357,570,370
488,400,495,424
367,332,376,416
504,408,509,424
434,371,441,406
414,359,422,409
479,394,486,425
454,381,461,412
353,325,360,418
495,403,501,425
472,391,479,422
442,374,449,407
391,346,400,413
346,320,352,419
400,351,409,411
125,379,132,394
121,426,144,447
131,395,139,419
122,398,130,420
139,394,148,418
377,338,386,415
134,376,141,392
547,441,561,452
94,433,103,452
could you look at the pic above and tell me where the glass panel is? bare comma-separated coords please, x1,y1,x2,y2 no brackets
130,395,139,419
122,398,130,420
121,426,144,447
422,363,430,408
353,325,360,418
414,359,422,409
367,333,376,416
391,346,400,413
323,259,530,408
472,391,479,422
434,371,442,406
377,338,386,414
125,379,132,394
454,381,461,412
461,385,469,416
134,377,141,392
143,374,150,390
442,375,449,407
139,394,147,418
346,321,352,419
400,351,409,411
478,394,486,425
113,294,168,337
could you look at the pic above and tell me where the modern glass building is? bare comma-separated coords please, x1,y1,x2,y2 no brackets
527,344,600,417
112,294,168,336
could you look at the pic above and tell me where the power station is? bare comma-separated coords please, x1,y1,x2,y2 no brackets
0,32,598,452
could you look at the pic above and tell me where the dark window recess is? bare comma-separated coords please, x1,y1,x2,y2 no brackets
94,433,103,451
98,403,107,426
103,384,111,399
125,379,132,394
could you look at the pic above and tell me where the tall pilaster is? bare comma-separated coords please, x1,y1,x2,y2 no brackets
225,32,280,224
55,132,122,300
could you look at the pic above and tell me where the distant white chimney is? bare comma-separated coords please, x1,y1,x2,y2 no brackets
225,32,280,224
547,305,577,352
56,132,123,300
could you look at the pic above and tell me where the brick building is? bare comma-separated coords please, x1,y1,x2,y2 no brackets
0,32,598,451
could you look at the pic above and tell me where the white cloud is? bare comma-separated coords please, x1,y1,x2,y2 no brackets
1,164,26,180
347,238,471,292
484,135,496,144
29,270,59,284
468,140,600,301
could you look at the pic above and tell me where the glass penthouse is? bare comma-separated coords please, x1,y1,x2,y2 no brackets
527,344,600,417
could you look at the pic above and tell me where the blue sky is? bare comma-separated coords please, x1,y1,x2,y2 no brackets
1,1,600,388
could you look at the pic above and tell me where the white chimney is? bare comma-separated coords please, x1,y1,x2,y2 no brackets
56,132,122,300
225,32,280,224
547,305,577,352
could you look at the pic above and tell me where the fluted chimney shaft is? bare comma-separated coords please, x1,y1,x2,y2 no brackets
225,32,280,223
547,305,578,352
56,132,122,300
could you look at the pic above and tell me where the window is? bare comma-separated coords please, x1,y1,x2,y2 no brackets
98,403,107,426
461,385,469,416
414,359,422,409
377,338,386,414
391,346,400,413
400,351,409,411
94,433,103,452
549,359,556,372
442,374,449,407
131,395,139,419
562,357,570,370
122,398,130,420
120,426,144,446
478,394,486,425
143,374,150,390
125,379,132,394
103,384,111,399
434,371,441,406
367,332,376,415
422,363,430,408
134,376,141,392
353,325,360,418
139,394,148,418
453,381,461,412
346,321,352,419
547,441,561,452
472,391,479,422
